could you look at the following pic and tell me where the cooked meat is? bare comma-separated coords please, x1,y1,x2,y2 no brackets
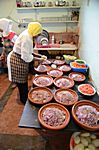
36,77,50,86
42,60,51,65
49,70,62,77
36,65,47,72
76,105,99,126
58,65,71,72
56,78,70,87
31,90,51,102
53,60,65,65
71,74,84,81
42,107,66,126
57,91,74,104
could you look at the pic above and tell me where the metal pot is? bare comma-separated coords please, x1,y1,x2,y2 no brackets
36,29,49,45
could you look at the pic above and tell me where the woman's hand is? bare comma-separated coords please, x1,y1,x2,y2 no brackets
41,55,47,60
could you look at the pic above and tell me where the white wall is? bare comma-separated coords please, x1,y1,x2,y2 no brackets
0,0,80,34
79,0,99,92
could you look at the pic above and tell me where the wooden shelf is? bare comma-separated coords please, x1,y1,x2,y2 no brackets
34,46,78,51
16,6,80,10
40,20,79,23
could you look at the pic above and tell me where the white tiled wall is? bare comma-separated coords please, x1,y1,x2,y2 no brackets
79,0,99,93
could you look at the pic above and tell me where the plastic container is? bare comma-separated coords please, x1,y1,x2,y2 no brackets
51,35,55,44
63,55,77,64
75,59,86,65
70,62,88,74
36,29,49,45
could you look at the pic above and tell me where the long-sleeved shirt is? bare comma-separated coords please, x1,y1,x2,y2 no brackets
13,29,33,63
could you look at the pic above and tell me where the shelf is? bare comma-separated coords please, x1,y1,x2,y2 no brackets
34,46,78,51
16,6,80,10
19,21,79,26
40,20,79,23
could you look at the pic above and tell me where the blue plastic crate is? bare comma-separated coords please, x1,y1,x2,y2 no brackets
70,63,88,74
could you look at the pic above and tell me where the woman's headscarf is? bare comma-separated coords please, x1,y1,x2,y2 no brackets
28,22,42,37
0,18,13,37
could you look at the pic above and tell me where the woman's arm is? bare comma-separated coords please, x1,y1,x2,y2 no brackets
32,52,42,57
33,52,47,60
33,56,43,61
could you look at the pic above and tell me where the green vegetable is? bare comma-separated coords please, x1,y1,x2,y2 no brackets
63,55,76,60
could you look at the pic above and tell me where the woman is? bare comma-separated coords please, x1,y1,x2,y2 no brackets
7,22,47,104
0,18,18,62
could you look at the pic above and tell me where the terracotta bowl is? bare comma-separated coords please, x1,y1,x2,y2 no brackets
38,103,70,130
53,59,66,66
28,87,53,105
72,100,99,131
54,76,74,89
54,89,78,106
47,68,63,78
78,84,96,96
34,64,51,73
58,65,71,72
33,75,53,87
69,72,86,82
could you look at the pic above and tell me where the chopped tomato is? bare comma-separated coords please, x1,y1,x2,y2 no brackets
79,84,94,94
72,62,87,68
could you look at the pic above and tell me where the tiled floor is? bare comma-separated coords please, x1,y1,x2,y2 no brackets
0,73,71,150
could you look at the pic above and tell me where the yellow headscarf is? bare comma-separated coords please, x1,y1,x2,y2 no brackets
28,22,42,37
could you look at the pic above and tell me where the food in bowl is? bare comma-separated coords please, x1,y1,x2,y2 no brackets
54,76,74,89
51,64,57,69
54,89,78,106
38,103,70,130
75,59,86,65
70,62,88,74
63,55,77,64
58,65,71,72
34,64,51,73
42,107,66,126
76,105,99,127
63,55,76,61
53,59,65,65
69,72,86,82
28,87,53,104
47,69,63,78
33,75,53,87
72,100,99,131
78,84,96,96
71,62,87,69
41,59,51,65
70,132,99,150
